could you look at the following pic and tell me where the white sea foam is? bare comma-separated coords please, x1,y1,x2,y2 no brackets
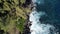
32,0,44,4
29,11,58,34
29,0,59,34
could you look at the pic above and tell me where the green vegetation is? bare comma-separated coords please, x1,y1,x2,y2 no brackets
0,0,31,34
17,17,25,32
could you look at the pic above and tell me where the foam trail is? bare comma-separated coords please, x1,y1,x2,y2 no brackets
29,0,59,34
29,11,57,34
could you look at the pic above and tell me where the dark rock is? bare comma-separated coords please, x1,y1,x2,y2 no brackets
0,30,4,34
22,15,31,34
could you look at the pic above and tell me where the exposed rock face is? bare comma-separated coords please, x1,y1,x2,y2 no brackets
22,14,31,34
23,25,30,34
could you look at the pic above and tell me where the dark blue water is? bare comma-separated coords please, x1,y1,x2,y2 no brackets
29,0,60,34
36,0,60,27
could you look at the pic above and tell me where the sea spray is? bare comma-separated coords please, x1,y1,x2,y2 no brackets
29,11,58,34
29,0,59,34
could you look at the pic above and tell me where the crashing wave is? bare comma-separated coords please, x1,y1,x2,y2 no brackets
29,0,59,34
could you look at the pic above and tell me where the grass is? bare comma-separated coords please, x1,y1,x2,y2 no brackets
0,0,31,34
16,17,25,32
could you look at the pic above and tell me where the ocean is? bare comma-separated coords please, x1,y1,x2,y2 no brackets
29,0,60,34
